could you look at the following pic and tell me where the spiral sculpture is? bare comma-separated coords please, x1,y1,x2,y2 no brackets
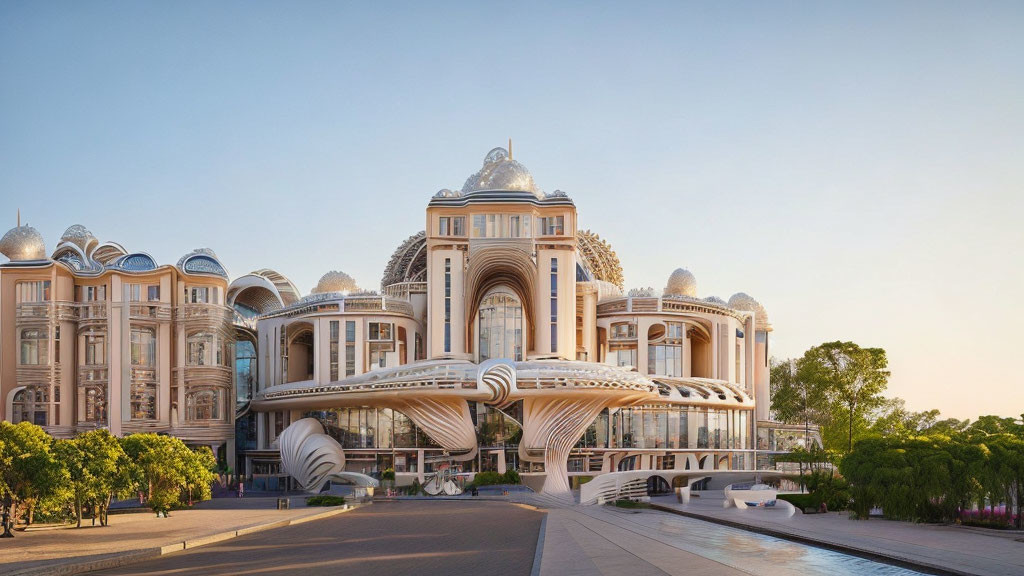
278,418,379,493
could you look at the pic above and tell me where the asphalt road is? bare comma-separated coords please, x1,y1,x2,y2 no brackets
88,500,544,576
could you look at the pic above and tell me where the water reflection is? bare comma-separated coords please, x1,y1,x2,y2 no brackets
622,512,926,576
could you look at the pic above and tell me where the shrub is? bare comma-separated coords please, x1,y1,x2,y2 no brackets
306,495,346,507
612,499,648,509
778,493,816,510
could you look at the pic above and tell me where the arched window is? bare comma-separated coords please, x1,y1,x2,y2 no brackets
19,328,48,365
186,388,221,421
11,388,29,424
477,288,523,362
11,386,48,425
648,322,683,377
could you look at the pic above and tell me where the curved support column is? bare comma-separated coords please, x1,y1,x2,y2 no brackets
521,396,609,495
279,418,378,492
388,398,478,462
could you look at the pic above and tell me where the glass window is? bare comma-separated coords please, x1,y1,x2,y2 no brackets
84,386,106,423
540,216,564,236
472,214,487,237
329,320,339,381
147,285,160,301
19,328,48,365
130,382,157,420
17,281,51,303
439,217,451,236
477,289,523,362
551,277,559,351
611,322,637,339
452,216,465,236
131,327,156,367
189,286,216,304
368,322,393,341
612,347,637,369
85,333,105,365
186,389,221,421
345,321,356,376
444,258,451,353
187,332,221,366
77,285,106,302
236,339,257,407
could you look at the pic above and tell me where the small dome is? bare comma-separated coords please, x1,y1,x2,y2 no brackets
312,270,359,295
59,224,98,253
461,147,541,198
0,225,47,262
728,292,770,328
664,268,698,298
704,296,726,305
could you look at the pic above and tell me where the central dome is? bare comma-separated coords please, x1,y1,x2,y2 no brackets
461,147,541,198
312,270,359,295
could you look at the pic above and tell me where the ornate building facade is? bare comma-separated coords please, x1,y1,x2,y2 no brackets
0,223,235,459
1,146,803,495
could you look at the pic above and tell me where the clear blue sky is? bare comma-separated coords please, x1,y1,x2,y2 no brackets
2,1,1022,420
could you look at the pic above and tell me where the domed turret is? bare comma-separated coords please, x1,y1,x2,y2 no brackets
461,146,541,198
312,270,359,295
728,292,771,329
664,268,698,298
0,223,47,262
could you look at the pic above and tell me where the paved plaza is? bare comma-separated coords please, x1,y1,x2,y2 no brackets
3,492,1023,576
86,500,542,576
0,497,357,575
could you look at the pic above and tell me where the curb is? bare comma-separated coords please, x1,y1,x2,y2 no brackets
7,504,363,576
649,504,968,576
530,512,548,576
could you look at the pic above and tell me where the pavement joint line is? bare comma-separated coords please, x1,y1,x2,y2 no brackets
648,503,969,576
4,503,364,576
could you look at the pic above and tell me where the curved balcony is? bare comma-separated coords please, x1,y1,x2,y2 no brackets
130,302,172,321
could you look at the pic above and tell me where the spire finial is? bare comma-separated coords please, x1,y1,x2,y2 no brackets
17,208,20,227
508,138,513,160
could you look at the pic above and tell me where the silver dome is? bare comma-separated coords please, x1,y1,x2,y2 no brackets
0,225,47,262
59,224,98,254
664,268,698,298
461,147,541,198
312,270,359,295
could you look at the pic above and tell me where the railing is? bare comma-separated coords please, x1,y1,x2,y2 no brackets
16,302,51,319
175,303,233,323
382,282,427,300
130,302,172,321
77,302,108,321
77,365,108,385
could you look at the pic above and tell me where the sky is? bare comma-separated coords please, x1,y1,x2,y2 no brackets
1,1,1021,420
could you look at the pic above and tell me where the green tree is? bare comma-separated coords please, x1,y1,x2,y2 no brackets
56,430,136,527
0,421,67,526
869,398,942,439
799,341,889,453
120,434,215,515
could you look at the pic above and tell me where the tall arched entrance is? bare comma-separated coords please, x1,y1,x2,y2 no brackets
477,287,524,361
